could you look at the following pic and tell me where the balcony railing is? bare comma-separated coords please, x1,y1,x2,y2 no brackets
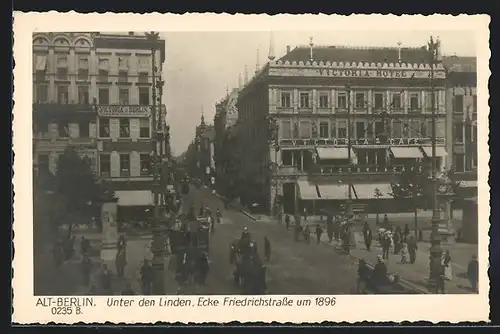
309,164,406,175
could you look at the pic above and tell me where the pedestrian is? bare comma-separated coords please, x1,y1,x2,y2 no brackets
284,214,290,230
81,254,93,286
467,255,479,292
407,235,418,264
400,242,409,264
197,252,210,285
370,255,388,293
356,259,370,293
433,259,446,294
362,222,372,252
117,235,127,254
80,236,90,256
442,250,452,281
115,249,127,278
304,225,311,244
140,259,154,295
342,226,351,254
381,233,391,260
121,283,135,295
99,264,112,294
403,224,410,242
294,213,301,227
393,228,401,255
315,224,323,244
264,237,271,263
334,216,341,241
382,214,390,230
302,207,308,221
216,208,222,224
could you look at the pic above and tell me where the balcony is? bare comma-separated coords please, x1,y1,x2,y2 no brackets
277,165,306,176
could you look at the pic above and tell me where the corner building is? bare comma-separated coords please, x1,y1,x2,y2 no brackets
236,45,447,215
32,32,166,210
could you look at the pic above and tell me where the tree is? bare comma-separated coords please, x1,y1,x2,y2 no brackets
55,147,105,229
373,187,384,225
391,163,428,235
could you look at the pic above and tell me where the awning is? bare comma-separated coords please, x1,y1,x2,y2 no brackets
390,147,423,159
115,190,154,207
297,181,320,200
459,180,478,188
352,183,394,199
421,146,448,157
317,184,350,200
35,55,47,71
316,147,352,160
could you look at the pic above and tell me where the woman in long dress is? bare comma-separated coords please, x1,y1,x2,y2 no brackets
442,250,452,280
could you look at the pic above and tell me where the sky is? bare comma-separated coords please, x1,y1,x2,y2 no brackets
161,30,477,156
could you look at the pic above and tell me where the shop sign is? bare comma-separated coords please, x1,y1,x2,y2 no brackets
279,137,440,147
97,105,151,117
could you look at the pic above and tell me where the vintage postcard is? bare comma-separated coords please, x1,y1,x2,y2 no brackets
12,13,490,324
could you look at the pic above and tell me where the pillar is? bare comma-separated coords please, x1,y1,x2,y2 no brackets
100,199,119,273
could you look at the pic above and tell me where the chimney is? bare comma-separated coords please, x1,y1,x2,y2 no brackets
286,45,291,53
309,37,314,62
268,32,276,61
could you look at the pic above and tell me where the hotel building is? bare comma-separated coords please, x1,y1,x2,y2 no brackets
234,41,448,215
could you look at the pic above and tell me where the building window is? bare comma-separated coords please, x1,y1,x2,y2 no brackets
118,57,129,69
138,72,149,84
409,93,420,110
337,92,347,109
300,92,310,108
408,120,420,137
281,150,292,166
36,120,49,134
79,121,89,138
118,70,128,84
119,88,129,105
119,154,130,176
58,122,69,137
99,118,110,137
139,118,150,138
78,68,89,81
119,119,130,138
356,121,366,139
473,95,477,113
355,92,365,108
138,56,150,70
35,70,46,82
98,69,109,82
140,154,151,175
139,87,150,105
319,121,329,138
392,120,402,138
37,154,50,174
374,93,384,109
35,84,48,103
78,86,89,104
337,120,347,139
281,92,291,108
99,87,109,105
319,93,329,108
100,154,111,176
436,120,446,138
425,92,435,110
391,93,401,109
57,85,68,104
454,123,464,143
366,122,374,138
454,154,465,172
375,121,384,137
299,121,311,138
453,95,464,114
56,67,68,81
281,120,292,139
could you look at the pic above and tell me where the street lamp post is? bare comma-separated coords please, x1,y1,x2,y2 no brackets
345,84,354,221
427,36,443,285
267,115,280,217
145,31,165,295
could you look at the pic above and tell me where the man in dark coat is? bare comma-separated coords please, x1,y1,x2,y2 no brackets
467,255,479,292
326,215,334,243
315,224,323,244
140,259,154,295
81,254,93,286
407,235,418,264
284,214,291,230
264,237,271,263
362,222,373,252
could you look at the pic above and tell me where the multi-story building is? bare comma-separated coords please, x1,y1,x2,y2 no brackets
32,32,166,209
194,114,215,186
443,56,477,199
235,40,449,215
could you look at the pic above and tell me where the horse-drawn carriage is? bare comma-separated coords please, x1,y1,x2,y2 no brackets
168,217,211,289
229,237,266,294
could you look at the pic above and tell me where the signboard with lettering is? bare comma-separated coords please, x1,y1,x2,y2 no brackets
97,105,151,117
269,67,446,80
278,137,446,147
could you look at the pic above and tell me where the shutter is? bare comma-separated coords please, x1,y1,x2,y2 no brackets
130,151,140,176
110,151,120,177
69,123,79,138
129,118,140,141
110,118,120,140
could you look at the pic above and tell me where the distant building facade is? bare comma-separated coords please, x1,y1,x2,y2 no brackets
234,43,449,215
32,32,167,206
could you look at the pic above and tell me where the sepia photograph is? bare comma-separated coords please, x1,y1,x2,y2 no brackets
13,13,490,323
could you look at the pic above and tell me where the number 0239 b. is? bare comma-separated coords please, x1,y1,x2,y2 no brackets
314,297,336,307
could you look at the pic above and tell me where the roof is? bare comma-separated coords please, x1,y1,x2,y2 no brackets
278,46,431,65
442,56,477,73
